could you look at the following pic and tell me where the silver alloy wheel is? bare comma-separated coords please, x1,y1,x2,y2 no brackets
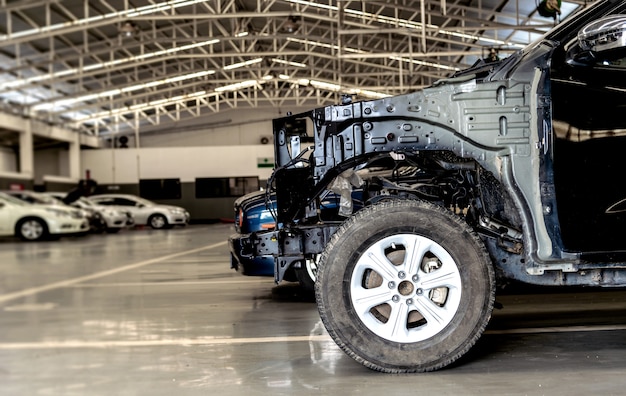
20,219,45,240
350,233,462,343
149,214,166,229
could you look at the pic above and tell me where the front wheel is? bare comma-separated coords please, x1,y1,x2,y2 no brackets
315,200,495,373
16,218,49,241
148,214,168,229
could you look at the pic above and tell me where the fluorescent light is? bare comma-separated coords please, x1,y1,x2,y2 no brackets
278,76,390,99
309,80,341,91
389,55,460,71
1,0,212,41
296,78,310,85
2,39,219,91
287,37,458,71
32,70,215,111
284,0,526,49
271,58,307,68
286,37,366,54
223,58,263,70
73,90,208,121
214,80,259,92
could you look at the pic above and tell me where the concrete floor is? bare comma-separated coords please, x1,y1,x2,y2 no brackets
2,224,626,395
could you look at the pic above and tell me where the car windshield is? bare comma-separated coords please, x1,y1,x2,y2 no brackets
27,192,61,205
0,192,29,206
75,197,94,207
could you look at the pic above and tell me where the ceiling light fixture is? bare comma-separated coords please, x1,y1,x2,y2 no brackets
1,39,220,92
71,75,389,124
214,80,260,92
279,76,390,99
287,38,458,71
0,0,212,41
119,21,138,38
284,0,526,49
73,90,208,122
271,58,307,68
223,58,263,70
283,15,300,33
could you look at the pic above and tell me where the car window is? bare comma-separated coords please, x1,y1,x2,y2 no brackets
32,193,60,205
91,198,115,205
112,198,138,206
12,193,36,203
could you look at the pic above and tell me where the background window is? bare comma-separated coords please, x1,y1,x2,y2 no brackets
139,178,181,200
195,177,259,198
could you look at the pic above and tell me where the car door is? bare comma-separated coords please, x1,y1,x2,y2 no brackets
110,197,149,225
0,200,13,235
551,10,626,253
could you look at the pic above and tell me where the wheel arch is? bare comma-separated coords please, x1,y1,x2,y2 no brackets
15,216,50,239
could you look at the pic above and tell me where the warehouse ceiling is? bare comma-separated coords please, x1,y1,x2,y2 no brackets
0,0,587,138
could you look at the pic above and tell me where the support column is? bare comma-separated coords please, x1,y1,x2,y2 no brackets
19,120,34,178
68,134,80,180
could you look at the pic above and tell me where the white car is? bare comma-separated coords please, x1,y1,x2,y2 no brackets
3,190,103,233
87,194,190,229
45,192,134,233
0,192,89,241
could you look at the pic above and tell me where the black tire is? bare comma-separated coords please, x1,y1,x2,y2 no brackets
105,227,122,234
16,218,49,241
315,199,495,373
295,256,319,292
148,214,168,229
89,213,106,233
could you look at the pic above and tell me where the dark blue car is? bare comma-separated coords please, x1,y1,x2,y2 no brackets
230,190,277,277
229,189,362,290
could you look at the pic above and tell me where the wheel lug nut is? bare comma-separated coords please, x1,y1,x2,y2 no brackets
398,271,406,279
388,281,396,289
416,288,423,295
406,299,413,305
392,295,400,303
412,274,419,282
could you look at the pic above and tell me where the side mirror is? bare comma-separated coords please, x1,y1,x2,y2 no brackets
567,15,626,66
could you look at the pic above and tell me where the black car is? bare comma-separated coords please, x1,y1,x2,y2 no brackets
230,0,626,373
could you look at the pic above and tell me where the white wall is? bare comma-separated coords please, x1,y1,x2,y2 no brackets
33,148,65,183
81,145,275,184
0,147,17,172
3,106,308,185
